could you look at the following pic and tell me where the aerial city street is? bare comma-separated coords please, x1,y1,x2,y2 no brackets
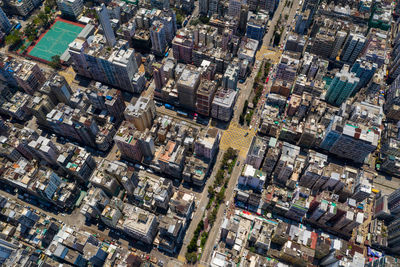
0,0,400,266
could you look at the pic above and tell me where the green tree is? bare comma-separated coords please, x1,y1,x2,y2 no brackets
49,55,62,70
38,12,49,27
208,207,218,225
273,33,281,46
176,13,184,25
45,6,51,14
24,23,37,41
190,19,200,26
208,186,215,197
5,30,22,47
216,189,225,204
239,113,245,124
185,252,198,263
200,232,208,247
199,16,210,24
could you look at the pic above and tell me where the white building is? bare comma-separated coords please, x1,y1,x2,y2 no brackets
68,35,139,93
4,0,34,17
352,171,372,202
246,136,267,169
238,164,266,191
121,204,158,244
28,136,59,165
211,88,237,122
222,64,239,91
57,0,83,20
194,128,220,161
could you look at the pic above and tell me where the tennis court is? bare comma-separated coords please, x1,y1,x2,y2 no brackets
28,19,84,62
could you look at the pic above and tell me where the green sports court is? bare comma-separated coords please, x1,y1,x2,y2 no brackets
28,19,84,62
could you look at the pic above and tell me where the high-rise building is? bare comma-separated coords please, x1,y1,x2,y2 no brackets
68,35,139,93
0,7,12,33
388,188,400,216
211,88,237,121
150,21,167,56
96,3,116,47
46,103,100,147
389,49,400,82
285,34,305,53
27,94,55,126
387,217,400,253
196,79,217,116
319,116,379,163
228,0,244,18
238,164,266,191
246,136,267,169
172,29,194,64
275,53,299,83
114,121,143,163
384,74,400,121
351,171,372,202
152,62,165,91
150,0,169,9
0,54,46,95
222,64,239,90
310,28,335,59
294,10,312,35
208,0,219,14
45,73,72,105
124,97,156,131
57,0,83,20
199,0,208,15
4,0,34,17
325,64,359,106
285,188,310,222
239,4,249,34
177,66,200,111
340,33,367,63
330,31,347,59
246,12,267,42
28,136,59,165
263,0,277,14
351,59,377,92
104,88,126,122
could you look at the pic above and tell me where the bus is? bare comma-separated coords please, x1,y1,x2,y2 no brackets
177,110,188,117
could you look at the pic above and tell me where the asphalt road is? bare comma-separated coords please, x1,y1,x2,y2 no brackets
198,0,302,264
262,0,286,47
234,60,263,123
200,158,246,264
176,151,225,265
251,0,300,131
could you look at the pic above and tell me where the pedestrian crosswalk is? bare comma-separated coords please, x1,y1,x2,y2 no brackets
220,121,255,158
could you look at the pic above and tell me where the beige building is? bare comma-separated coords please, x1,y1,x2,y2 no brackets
177,66,200,111
120,203,158,244
124,97,156,131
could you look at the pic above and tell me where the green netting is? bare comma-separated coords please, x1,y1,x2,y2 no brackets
29,21,83,62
